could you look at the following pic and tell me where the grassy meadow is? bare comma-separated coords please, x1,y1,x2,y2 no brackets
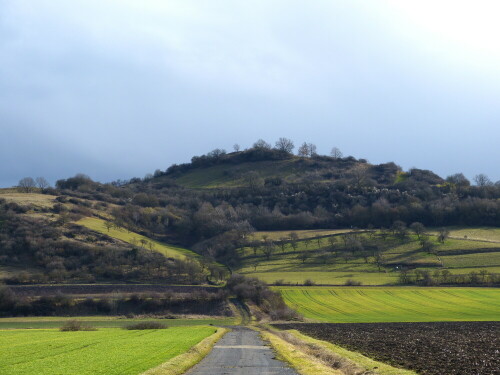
278,287,500,323
0,326,217,375
237,229,500,285
77,217,197,260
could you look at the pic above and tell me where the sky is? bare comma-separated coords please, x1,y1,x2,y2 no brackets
1,0,500,187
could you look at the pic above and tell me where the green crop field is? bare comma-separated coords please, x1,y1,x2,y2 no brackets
77,217,197,260
0,326,216,375
0,316,235,330
236,229,500,285
278,287,500,323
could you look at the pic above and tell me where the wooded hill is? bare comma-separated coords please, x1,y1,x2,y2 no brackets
1,142,499,284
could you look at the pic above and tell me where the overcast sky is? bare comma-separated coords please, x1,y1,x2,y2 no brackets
1,0,499,187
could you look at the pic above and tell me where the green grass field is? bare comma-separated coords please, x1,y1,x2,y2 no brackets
278,287,500,323
77,217,197,260
0,326,216,375
174,159,300,188
251,229,355,241
0,191,57,209
0,316,235,330
236,229,500,285
430,227,500,243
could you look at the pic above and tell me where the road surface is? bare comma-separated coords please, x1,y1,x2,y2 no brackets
186,326,299,375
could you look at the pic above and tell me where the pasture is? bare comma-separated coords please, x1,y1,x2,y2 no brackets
77,217,196,260
0,326,216,375
237,229,500,285
251,229,354,240
278,286,500,323
0,191,57,209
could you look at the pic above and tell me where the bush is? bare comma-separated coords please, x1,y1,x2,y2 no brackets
124,321,168,330
60,320,97,331
344,279,362,286
304,279,316,286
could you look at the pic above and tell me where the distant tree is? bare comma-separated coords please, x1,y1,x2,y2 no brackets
327,236,337,255
437,228,450,243
420,237,434,254
143,173,153,181
297,142,317,157
207,148,226,158
35,177,50,190
18,177,36,193
298,251,309,264
103,221,114,232
139,238,148,248
233,144,241,152
304,238,312,249
148,241,155,252
279,237,288,253
474,174,493,187
253,261,259,271
378,228,390,241
446,173,470,187
374,252,384,271
274,138,295,154
252,139,272,150
316,237,322,247
330,147,343,159
392,220,408,240
409,222,426,239
289,232,299,251
261,240,275,260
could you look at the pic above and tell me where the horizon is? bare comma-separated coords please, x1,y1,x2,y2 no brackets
2,1,500,187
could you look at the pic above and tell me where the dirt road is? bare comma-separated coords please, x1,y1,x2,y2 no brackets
186,326,298,375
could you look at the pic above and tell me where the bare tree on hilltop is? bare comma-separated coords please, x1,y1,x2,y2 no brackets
253,139,272,150
298,142,317,157
474,174,493,187
35,177,50,191
18,177,36,193
274,137,295,154
330,147,343,159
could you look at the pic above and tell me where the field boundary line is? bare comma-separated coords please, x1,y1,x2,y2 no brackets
140,327,229,375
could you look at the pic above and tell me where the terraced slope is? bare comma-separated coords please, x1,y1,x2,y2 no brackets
236,230,500,285
278,287,500,322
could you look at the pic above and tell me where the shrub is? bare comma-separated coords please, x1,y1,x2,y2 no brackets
304,279,316,286
60,320,97,331
124,321,168,330
344,279,362,286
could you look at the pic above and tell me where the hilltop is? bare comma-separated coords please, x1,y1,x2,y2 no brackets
1,141,499,286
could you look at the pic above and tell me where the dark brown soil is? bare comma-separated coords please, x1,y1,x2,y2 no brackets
274,322,500,375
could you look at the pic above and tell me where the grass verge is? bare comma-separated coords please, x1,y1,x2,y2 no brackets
141,327,229,375
260,329,342,375
260,326,417,375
